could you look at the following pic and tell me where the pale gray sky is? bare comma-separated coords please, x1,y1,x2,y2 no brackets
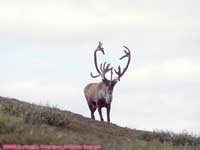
0,0,199,134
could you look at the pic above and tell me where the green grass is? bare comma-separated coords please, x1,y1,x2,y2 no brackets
0,96,199,150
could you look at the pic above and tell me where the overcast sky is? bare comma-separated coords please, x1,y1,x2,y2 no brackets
0,0,199,134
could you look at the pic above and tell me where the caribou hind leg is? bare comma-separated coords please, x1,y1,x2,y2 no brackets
88,102,96,120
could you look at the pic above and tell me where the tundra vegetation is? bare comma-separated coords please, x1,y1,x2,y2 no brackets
0,96,199,150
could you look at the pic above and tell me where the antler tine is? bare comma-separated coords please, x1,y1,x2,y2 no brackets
114,66,122,81
103,62,107,71
110,68,113,81
123,46,130,50
114,46,131,80
100,63,103,73
99,62,106,78
97,61,113,81
103,65,113,82
97,41,104,51
90,72,101,78
103,62,110,77
105,63,111,71
120,46,130,60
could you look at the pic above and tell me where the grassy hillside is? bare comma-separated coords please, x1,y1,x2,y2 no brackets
0,96,199,150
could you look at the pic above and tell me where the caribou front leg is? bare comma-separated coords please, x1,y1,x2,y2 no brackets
106,104,111,122
97,106,104,122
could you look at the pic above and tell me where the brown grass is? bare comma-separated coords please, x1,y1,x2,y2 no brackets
0,96,199,150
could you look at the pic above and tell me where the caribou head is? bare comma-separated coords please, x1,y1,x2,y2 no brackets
84,42,131,122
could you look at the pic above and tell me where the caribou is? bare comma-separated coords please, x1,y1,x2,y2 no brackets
84,42,131,122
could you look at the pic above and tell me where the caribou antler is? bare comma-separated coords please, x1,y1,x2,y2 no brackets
85,43,132,123
100,62,113,80
90,42,113,81
90,42,104,78
114,46,131,81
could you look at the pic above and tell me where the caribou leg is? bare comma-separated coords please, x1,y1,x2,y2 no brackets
88,102,96,120
97,106,104,122
106,104,111,122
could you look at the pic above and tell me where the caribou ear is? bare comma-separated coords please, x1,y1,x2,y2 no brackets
102,78,110,85
111,77,119,87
